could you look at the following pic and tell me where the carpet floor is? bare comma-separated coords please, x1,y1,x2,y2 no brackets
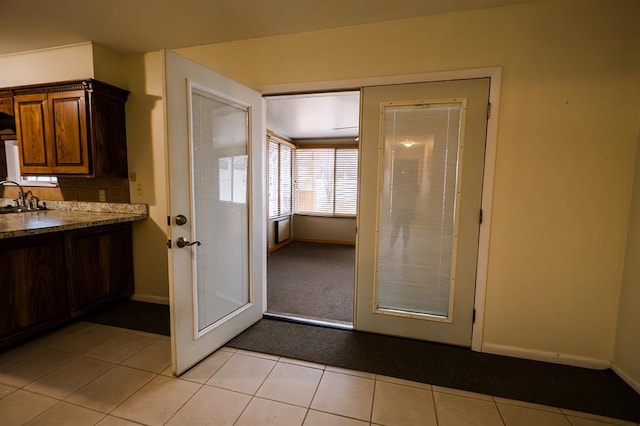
267,241,355,323
82,299,170,336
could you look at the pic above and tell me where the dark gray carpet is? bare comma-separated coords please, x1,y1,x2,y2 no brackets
82,299,170,336
228,319,640,423
267,242,354,323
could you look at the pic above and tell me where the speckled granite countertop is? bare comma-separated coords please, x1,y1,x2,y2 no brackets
0,199,148,239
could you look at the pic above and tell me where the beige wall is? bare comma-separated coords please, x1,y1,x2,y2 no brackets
614,122,640,390
268,216,357,248
178,0,640,364
121,51,170,303
293,215,357,244
88,46,171,302
0,42,94,87
92,43,128,88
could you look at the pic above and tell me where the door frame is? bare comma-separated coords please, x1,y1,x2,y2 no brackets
260,67,501,352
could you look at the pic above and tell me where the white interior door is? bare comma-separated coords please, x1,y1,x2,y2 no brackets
164,50,266,375
355,78,490,347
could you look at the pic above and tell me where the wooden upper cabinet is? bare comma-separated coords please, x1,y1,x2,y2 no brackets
12,80,129,177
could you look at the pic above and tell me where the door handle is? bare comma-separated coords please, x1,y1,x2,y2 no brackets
175,237,202,248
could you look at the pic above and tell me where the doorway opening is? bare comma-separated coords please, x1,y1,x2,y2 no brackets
264,91,360,329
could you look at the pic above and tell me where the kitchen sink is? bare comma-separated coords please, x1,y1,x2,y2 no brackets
0,205,30,214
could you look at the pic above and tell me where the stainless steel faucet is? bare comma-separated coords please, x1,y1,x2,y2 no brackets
0,180,27,208
23,190,40,210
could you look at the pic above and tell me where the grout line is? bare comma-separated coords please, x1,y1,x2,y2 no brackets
102,371,158,417
431,387,440,426
308,365,326,413
305,407,375,424
197,348,236,383
491,397,507,426
163,379,206,425
370,379,377,424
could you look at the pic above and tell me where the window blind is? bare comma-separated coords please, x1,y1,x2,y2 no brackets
294,148,358,215
268,140,279,217
279,144,292,215
268,138,293,218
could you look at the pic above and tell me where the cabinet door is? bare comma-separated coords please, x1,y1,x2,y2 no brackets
0,95,13,116
0,234,67,339
13,93,51,172
49,90,90,174
65,224,134,316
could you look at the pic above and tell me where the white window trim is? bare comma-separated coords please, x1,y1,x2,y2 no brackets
268,136,293,219
4,140,58,187
294,147,358,216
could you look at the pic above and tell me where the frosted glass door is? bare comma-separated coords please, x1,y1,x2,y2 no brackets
165,50,265,376
191,88,249,332
377,102,462,319
356,78,490,346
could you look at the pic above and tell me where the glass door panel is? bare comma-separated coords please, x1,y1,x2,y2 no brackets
191,88,250,333
377,102,462,319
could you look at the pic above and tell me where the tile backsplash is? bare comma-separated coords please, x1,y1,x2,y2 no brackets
1,177,130,203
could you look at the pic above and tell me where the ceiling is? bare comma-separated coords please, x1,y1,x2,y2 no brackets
0,0,537,140
0,0,538,56
266,92,360,141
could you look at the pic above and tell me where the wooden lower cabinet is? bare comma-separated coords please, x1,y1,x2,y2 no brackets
0,223,134,348
0,233,67,346
66,223,134,317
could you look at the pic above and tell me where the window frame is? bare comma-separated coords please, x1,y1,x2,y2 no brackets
3,139,58,187
293,144,358,218
267,135,294,219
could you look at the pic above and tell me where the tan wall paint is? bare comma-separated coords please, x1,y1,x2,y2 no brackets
293,215,356,244
0,42,94,87
614,119,640,388
92,43,128,88
177,0,640,363
122,51,170,302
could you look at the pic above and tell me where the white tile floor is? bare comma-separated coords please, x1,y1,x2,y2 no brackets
0,321,637,426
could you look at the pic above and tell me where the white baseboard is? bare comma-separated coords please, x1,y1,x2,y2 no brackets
130,293,170,305
611,364,640,394
481,343,611,370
